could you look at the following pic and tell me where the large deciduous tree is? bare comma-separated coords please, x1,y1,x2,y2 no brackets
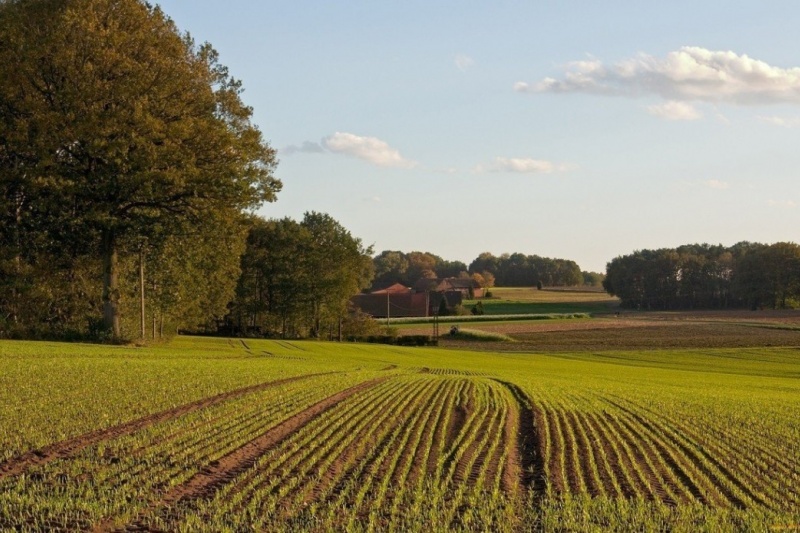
0,0,279,337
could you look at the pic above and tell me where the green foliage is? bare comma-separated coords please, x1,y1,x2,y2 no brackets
581,270,605,287
341,309,383,338
448,327,514,342
230,213,373,338
0,0,279,338
437,297,449,317
605,241,800,310
469,251,583,287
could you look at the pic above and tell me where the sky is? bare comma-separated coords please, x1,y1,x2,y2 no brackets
155,1,800,272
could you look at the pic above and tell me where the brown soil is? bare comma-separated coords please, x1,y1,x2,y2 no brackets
404,309,800,352
492,381,541,497
0,373,332,481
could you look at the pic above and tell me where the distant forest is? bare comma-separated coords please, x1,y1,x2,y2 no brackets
372,250,601,289
604,242,800,310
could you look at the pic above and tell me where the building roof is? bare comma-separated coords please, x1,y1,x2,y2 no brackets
413,277,479,293
371,282,412,294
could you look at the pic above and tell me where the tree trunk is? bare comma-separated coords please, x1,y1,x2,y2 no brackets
101,229,121,338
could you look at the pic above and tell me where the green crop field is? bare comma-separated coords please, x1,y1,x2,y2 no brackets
467,287,619,315
1,334,799,531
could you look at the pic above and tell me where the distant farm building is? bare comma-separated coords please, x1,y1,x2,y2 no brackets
412,277,484,299
350,279,469,318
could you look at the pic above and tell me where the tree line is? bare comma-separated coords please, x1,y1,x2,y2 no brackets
603,242,800,310
228,213,373,339
372,250,595,289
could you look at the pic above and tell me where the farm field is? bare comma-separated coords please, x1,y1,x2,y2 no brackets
0,334,799,531
466,286,619,315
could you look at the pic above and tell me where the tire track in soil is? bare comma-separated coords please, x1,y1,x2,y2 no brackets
106,376,391,532
0,372,334,481
493,381,543,499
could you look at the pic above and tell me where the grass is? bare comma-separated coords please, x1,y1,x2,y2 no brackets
446,328,515,342
0,322,798,530
469,286,619,315
387,312,590,325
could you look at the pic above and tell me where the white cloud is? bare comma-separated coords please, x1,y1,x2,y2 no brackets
707,179,730,190
473,157,572,174
322,132,415,168
647,101,702,121
280,141,325,155
768,199,797,208
758,115,800,127
455,54,475,72
517,47,800,105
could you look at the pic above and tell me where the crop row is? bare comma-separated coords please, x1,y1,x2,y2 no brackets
0,372,374,531
138,374,521,531
526,386,799,513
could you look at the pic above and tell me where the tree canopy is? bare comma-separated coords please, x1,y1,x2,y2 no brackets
603,242,800,310
0,0,280,337
230,213,374,338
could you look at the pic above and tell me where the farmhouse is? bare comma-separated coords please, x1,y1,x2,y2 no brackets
349,282,465,318
412,277,484,299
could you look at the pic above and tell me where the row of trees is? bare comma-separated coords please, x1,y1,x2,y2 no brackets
604,242,800,310
468,252,585,288
372,251,469,286
372,250,594,289
229,213,374,338
0,0,280,339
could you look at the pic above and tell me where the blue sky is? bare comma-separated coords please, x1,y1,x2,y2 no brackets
156,1,800,272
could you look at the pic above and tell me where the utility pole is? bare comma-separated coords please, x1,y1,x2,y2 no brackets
139,247,145,340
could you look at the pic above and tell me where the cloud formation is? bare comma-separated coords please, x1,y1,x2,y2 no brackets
758,115,800,128
474,157,571,174
455,54,475,72
322,132,415,168
280,141,325,156
768,199,797,208
706,179,730,190
516,47,800,105
647,101,702,121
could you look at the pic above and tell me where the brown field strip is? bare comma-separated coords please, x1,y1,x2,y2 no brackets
493,381,542,497
0,372,332,481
